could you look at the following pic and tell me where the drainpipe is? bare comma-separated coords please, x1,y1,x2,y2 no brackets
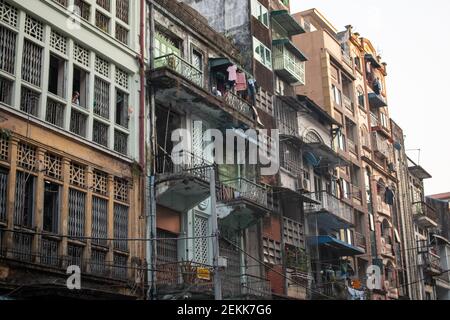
139,0,146,171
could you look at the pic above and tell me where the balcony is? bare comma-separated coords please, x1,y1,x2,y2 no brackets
217,178,269,231
368,92,387,109
354,232,367,251
149,54,256,129
413,202,438,229
273,39,307,85
343,95,354,113
380,237,395,258
371,132,390,159
305,191,355,228
155,260,271,299
303,135,350,169
423,251,442,276
155,151,213,213
376,195,391,216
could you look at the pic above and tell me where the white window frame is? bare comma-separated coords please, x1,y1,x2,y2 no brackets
251,0,269,28
253,37,272,70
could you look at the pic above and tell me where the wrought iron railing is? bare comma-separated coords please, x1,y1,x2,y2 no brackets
223,91,254,121
413,201,438,222
155,150,214,182
219,178,268,209
273,48,305,84
305,191,354,225
154,53,203,88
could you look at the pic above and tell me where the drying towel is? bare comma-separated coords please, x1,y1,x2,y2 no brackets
235,72,247,91
227,65,238,81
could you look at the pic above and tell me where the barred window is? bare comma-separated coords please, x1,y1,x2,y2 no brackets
70,110,87,137
94,77,110,119
91,249,107,276
93,120,109,147
0,168,7,222
14,171,35,228
0,76,13,105
95,10,110,33
116,0,129,24
20,86,40,117
68,189,86,238
113,203,128,251
22,40,43,87
92,196,108,246
0,25,16,74
46,98,65,128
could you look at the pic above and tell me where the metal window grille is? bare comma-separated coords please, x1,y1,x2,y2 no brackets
112,253,128,280
263,237,282,265
92,196,108,246
68,189,86,238
194,213,209,265
12,231,33,262
91,249,107,276
113,203,128,251
14,171,35,227
0,168,7,222
53,0,68,7
44,153,62,180
46,98,65,128
22,40,43,86
116,0,129,24
0,25,16,74
113,177,128,202
95,55,110,77
94,77,110,118
17,142,36,171
69,162,86,188
73,43,90,67
70,109,87,137
115,23,128,45
67,244,83,269
24,15,44,42
20,86,40,116
74,0,91,20
92,170,108,195
50,31,67,55
0,135,8,161
96,0,110,11
0,0,18,28
95,10,110,33
114,130,127,155
0,76,13,105
40,237,60,267
93,120,108,147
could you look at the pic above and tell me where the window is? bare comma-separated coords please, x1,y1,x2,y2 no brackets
14,171,35,228
94,77,110,118
0,168,7,222
191,48,203,72
48,54,66,98
22,40,43,87
115,23,128,44
253,37,272,69
358,88,365,109
74,0,91,20
115,89,128,128
251,0,269,27
95,10,110,33
72,67,89,108
70,110,87,137
380,112,388,128
68,189,85,238
0,25,16,75
154,30,180,59
337,130,346,151
114,130,127,155
332,84,342,106
116,0,129,24
92,196,108,246
43,181,60,233
194,213,209,265
20,87,40,116
114,203,128,251
342,179,351,199
93,120,109,147
0,76,13,105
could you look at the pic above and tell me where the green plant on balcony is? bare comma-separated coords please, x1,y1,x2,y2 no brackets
285,246,309,273
0,128,11,140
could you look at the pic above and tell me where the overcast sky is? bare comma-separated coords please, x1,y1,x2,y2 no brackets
291,0,450,196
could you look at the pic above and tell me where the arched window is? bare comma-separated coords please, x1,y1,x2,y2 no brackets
360,125,370,148
305,130,323,144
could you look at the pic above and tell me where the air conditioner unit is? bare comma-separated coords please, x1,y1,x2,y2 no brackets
296,177,310,192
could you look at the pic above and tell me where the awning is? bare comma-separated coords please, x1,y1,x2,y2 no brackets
271,10,306,36
272,39,308,62
209,58,233,69
365,54,382,69
308,236,365,257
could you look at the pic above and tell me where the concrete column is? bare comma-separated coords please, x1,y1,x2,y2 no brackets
5,138,18,258
107,174,115,274
84,166,94,273
32,148,46,264
59,158,71,261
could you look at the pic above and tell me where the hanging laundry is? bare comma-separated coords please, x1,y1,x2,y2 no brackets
248,78,257,105
235,72,247,92
227,65,238,81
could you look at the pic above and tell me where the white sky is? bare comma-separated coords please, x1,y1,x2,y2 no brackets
291,0,450,195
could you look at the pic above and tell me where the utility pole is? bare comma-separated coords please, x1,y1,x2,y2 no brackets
210,166,222,300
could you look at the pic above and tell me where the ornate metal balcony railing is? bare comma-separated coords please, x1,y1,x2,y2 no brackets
219,178,268,209
155,150,214,183
154,53,203,88
223,91,254,121
305,191,354,225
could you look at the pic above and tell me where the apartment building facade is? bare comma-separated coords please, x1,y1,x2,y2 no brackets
0,0,146,299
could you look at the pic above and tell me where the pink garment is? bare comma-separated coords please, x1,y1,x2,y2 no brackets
227,65,238,81
235,72,247,92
